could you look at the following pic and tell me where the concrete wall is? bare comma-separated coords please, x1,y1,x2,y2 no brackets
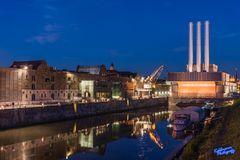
0,98,167,129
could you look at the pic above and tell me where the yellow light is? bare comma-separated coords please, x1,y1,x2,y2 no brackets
23,66,28,69
151,123,156,130
177,81,216,97
73,102,77,113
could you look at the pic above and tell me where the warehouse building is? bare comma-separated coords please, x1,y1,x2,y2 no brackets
168,21,237,98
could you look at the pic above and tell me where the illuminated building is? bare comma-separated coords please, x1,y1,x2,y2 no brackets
0,60,138,106
153,80,171,97
76,65,101,75
80,80,94,98
168,21,237,98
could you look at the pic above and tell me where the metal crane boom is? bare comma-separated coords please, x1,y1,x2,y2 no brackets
145,65,164,83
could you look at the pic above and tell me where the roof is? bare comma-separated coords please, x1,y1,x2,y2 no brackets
173,106,205,122
118,71,138,78
168,72,228,82
10,60,47,70
183,106,202,112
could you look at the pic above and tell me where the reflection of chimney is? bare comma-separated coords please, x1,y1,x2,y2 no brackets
188,22,193,72
196,21,201,72
204,21,210,72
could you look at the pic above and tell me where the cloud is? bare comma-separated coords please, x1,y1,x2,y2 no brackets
26,2,62,44
70,24,80,31
106,49,133,57
44,5,57,11
43,14,54,19
44,24,61,32
219,33,239,39
27,33,59,44
172,46,187,53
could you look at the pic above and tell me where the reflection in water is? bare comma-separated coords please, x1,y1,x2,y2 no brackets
166,123,188,139
0,107,187,160
149,127,163,149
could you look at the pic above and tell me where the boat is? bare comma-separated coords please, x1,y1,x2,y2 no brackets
172,115,191,131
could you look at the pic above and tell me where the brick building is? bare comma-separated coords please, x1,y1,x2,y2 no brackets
0,60,137,106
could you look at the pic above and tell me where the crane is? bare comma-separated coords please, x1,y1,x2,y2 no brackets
145,65,164,84
135,65,164,99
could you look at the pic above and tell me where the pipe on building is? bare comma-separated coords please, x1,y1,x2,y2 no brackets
196,21,201,72
204,21,210,72
188,22,193,72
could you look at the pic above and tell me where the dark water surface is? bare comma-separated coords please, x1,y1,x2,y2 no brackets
0,107,188,160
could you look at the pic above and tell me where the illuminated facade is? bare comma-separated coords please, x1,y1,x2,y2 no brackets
80,80,94,98
168,71,237,98
153,81,171,97
76,65,101,75
168,21,237,98
0,60,136,106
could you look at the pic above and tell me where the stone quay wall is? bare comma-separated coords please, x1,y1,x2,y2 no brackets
0,98,167,129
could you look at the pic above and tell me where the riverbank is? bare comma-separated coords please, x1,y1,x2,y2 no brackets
180,99,240,160
0,98,167,130
0,107,173,160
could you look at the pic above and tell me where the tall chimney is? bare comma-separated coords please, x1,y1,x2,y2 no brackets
188,22,193,72
204,21,210,72
196,21,201,72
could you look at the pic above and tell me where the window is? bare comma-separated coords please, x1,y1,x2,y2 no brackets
68,93,71,100
32,84,35,90
32,94,35,101
51,84,54,90
51,76,55,82
51,94,54,100
67,84,70,89
32,75,36,81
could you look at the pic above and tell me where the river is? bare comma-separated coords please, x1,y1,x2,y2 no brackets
0,106,189,160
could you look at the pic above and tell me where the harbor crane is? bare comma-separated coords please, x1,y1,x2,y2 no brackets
145,65,164,84
135,65,164,99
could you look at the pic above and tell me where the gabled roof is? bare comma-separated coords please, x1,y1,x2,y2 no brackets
118,71,138,78
10,60,47,70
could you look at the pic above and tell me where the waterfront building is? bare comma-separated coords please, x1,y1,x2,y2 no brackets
76,65,101,75
153,80,171,97
8,60,81,104
168,21,237,98
0,60,140,106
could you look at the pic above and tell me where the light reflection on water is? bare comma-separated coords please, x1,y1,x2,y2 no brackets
0,107,188,160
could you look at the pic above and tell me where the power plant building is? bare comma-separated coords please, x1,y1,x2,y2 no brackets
168,21,237,98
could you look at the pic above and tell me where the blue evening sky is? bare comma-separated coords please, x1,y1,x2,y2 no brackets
0,0,239,75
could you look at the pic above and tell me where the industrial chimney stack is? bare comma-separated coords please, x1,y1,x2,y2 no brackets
188,22,193,72
204,21,210,72
196,21,201,72
188,20,210,72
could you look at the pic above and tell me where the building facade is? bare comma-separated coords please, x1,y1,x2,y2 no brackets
168,21,237,98
0,60,135,106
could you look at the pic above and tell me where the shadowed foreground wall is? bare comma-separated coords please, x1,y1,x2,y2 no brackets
0,98,167,129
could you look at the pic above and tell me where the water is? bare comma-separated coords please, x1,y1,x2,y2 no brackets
0,107,189,160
